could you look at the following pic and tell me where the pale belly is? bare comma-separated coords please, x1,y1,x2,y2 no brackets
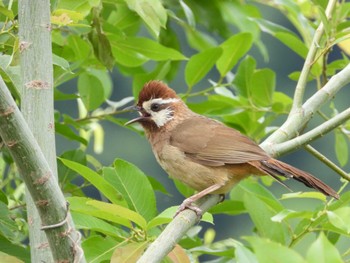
154,144,249,194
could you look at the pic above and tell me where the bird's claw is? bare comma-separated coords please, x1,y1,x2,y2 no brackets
174,198,203,218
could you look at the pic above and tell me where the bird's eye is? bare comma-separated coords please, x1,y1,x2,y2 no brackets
150,103,161,112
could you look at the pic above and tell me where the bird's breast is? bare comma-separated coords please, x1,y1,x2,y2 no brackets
152,143,247,193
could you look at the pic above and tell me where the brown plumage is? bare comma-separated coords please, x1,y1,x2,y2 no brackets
127,80,339,215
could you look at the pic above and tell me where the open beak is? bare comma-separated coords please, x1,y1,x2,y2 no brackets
124,105,147,126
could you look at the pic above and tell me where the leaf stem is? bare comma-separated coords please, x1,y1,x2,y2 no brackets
304,145,350,181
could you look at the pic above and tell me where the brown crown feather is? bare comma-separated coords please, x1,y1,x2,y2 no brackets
137,81,178,106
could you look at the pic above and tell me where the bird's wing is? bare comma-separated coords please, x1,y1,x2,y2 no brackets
170,116,269,166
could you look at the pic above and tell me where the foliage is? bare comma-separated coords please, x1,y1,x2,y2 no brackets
0,0,350,262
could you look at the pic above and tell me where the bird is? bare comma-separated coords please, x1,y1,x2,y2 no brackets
126,80,339,216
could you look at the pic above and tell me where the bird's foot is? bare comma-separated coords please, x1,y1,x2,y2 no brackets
174,197,203,218
218,194,225,203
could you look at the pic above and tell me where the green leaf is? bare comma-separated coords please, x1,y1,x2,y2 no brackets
52,54,72,73
57,0,99,16
327,207,350,234
58,149,87,184
78,71,105,110
243,194,288,243
59,158,124,206
0,55,21,100
55,123,88,145
335,131,349,166
250,68,275,107
68,197,147,229
185,47,222,87
306,232,343,263
0,252,24,263
235,244,259,263
0,6,14,20
208,200,245,215
126,0,167,37
87,68,113,99
231,179,284,211
82,235,118,263
87,200,147,229
0,202,18,240
71,211,122,238
147,176,169,195
180,0,195,27
272,92,293,113
110,36,186,63
281,191,327,201
111,241,149,263
0,235,30,263
275,32,308,58
233,55,256,98
271,209,313,223
246,236,304,263
216,33,253,77
0,190,8,205
103,159,157,221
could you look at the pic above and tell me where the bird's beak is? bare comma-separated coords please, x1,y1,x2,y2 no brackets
124,105,145,126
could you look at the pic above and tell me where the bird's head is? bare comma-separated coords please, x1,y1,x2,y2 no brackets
125,81,185,130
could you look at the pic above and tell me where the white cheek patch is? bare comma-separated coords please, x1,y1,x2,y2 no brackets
142,98,179,127
152,108,174,127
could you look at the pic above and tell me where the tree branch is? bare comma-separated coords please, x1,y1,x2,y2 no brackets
270,107,350,157
262,62,350,147
291,0,337,111
137,195,221,263
0,76,84,262
304,145,350,181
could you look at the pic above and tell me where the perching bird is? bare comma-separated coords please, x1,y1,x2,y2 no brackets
126,80,339,216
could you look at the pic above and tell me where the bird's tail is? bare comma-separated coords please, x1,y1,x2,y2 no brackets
249,158,339,199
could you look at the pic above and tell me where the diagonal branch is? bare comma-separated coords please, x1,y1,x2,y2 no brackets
291,0,337,111
137,195,221,263
0,76,84,262
262,62,350,147
270,107,350,157
304,145,350,181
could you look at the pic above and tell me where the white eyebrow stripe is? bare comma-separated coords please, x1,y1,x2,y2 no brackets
150,98,180,104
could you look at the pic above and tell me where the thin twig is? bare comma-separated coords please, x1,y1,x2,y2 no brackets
262,62,350,147
270,107,350,156
304,145,350,181
291,0,338,112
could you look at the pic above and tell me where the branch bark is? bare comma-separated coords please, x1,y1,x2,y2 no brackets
18,0,55,259
17,0,85,261
137,195,221,263
290,0,337,111
270,107,350,157
261,62,350,147
0,76,84,262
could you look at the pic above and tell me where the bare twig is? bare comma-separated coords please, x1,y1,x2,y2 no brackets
270,107,350,156
304,145,350,181
0,76,84,262
291,0,338,111
262,62,350,147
